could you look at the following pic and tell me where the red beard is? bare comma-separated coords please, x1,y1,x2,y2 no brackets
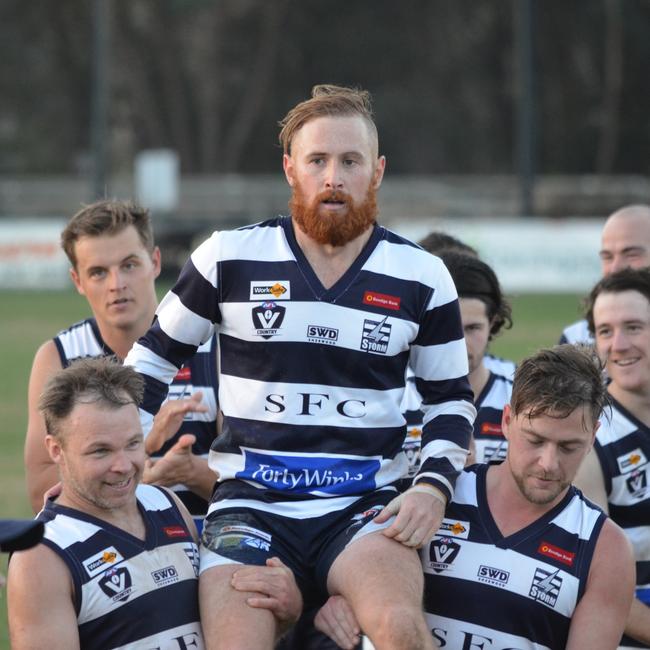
289,184,378,247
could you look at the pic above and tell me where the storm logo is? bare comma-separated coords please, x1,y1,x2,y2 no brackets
360,317,391,354
529,567,562,608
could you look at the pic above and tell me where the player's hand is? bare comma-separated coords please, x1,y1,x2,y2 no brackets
145,391,207,455
374,484,446,548
314,595,361,649
144,434,197,487
231,557,303,627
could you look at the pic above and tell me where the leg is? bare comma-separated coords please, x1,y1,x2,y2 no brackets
327,532,432,650
199,564,278,650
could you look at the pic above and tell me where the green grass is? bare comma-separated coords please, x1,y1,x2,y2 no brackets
0,288,586,646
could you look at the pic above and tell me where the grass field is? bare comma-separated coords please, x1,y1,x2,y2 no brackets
0,287,587,646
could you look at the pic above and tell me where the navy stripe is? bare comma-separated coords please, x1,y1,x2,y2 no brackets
173,257,221,324
610,502,650,529
141,373,173,416
140,320,198,370
220,334,409,389
413,299,465,347
78,580,199,650
417,377,474,407
216,416,406,458
380,228,422,249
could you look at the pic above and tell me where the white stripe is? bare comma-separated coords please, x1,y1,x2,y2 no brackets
551,494,601,541
45,516,101,550
156,291,214,347
111,623,204,650
206,494,369,519
410,340,469,381
424,613,551,650
125,342,179,385
219,374,405,429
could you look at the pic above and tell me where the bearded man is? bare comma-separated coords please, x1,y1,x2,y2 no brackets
125,84,475,650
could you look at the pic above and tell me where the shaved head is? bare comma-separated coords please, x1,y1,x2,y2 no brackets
600,204,650,276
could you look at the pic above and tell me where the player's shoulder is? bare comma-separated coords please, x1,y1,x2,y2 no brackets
560,318,592,345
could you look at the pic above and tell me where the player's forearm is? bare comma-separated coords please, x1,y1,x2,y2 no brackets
625,597,650,644
184,457,218,501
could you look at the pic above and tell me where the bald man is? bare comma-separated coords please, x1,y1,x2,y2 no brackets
560,204,650,345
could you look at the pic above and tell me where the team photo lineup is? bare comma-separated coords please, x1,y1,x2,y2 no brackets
4,83,650,650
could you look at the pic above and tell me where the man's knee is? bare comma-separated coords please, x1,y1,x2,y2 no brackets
364,601,431,650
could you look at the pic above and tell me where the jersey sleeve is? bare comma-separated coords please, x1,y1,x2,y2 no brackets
409,260,475,502
124,233,220,434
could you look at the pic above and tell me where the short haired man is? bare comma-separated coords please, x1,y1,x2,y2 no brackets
24,200,218,530
560,204,650,345
575,267,650,647
318,345,635,650
9,358,204,649
125,85,475,649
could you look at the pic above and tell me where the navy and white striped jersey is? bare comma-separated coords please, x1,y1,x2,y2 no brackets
38,485,202,650
559,318,593,345
594,397,650,648
126,217,475,516
423,463,606,650
54,317,218,518
483,354,516,379
399,370,511,488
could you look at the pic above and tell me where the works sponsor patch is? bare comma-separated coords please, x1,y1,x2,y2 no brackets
438,519,470,539
83,546,124,578
617,448,647,474
250,281,290,300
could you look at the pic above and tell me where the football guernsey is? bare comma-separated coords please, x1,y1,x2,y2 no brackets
54,317,218,520
399,370,511,487
126,217,475,518
559,318,593,346
423,463,606,649
594,397,650,649
38,484,203,650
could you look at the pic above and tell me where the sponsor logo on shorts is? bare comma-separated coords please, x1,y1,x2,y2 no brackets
427,537,461,573
99,566,133,602
439,520,470,539
626,469,648,498
480,422,503,436
529,568,562,608
252,302,286,339
250,281,291,300
220,525,271,542
151,565,179,587
307,325,339,345
537,541,575,567
363,291,401,311
237,448,380,496
360,317,391,354
82,546,124,578
477,565,510,587
164,526,188,538
617,448,647,474
215,525,272,554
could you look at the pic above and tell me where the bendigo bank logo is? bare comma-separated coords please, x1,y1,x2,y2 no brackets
252,302,286,339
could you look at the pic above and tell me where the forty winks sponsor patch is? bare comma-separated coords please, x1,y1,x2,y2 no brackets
236,448,380,496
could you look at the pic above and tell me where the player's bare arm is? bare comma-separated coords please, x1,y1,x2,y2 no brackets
24,340,64,513
8,543,80,649
566,519,635,649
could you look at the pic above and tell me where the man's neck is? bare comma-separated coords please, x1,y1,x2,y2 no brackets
469,364,490,400
293,222,374,290
607,383,650,427
95,313,156,360
485,463,564,538
55,489,146,540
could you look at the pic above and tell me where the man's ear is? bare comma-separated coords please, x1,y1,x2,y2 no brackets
501,404,512,440
45,435,63,465
283,154,296,188
70,267,84,296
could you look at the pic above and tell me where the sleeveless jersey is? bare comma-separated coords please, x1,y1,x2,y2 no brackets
54,317,218,518
38,484,203,650
126,218,475,518
398,370,511,489
423,463,606,649
594,397,650,648
559,318,593,345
